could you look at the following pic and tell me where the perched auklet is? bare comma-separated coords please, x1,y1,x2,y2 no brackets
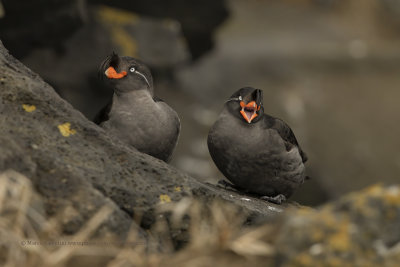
94,52,180,162
207,87,308,204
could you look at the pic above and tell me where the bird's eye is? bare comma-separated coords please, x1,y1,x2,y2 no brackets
129,67,135,73
238,96,242,100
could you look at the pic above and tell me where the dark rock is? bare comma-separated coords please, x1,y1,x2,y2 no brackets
0,39,190,237
192,181,285,223
0,0,227,62
0,0,86,58
21,5,190,120
93,5,190,68
270,184,400,266
148,184,400,266
89,0,229,60
0,40,281,239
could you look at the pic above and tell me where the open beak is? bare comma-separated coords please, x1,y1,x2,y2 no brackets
240,101,260,123
105,66,127,79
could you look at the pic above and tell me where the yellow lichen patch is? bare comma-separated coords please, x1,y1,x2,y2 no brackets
311,227,325,242
325,257,351,267
97,5,139,25
96,5,139,56
349,192,377,217
384,194,400,206
327,221,351,252
291,253,314,266
174,186,181,192
159,194,171,204
383,186,400,205
112,27,138,56
22,104,36,112
317,208,339,228
294,206,315,216
58,123,77,137
362,184,384,197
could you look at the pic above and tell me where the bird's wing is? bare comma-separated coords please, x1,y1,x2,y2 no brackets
93,100,112,125
269,117,308,163
153,95,180,131
153,96,181,162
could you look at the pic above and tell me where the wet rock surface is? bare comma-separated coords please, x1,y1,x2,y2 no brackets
0,40,281,238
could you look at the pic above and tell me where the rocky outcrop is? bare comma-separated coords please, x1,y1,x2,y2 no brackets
152,184,400,267
0,0,228,61
271,184,400,266
0,40,281,239
88,0,229,60
0,0,86,58
0,0,228,119
20,5,191,120
2,39,400,266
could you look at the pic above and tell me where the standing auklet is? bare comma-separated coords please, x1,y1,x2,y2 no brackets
207,87,308,204
94,53,180,162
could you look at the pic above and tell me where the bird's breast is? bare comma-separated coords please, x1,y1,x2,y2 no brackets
209,114,285,157
208,114,305,197
104,93,179,154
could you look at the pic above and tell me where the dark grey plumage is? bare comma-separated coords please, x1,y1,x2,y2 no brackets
207,87,307,204
95,53,180,162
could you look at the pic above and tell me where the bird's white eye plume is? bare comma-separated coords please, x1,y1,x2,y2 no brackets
134,70,151,89
129,67,135,73
226,95,243,103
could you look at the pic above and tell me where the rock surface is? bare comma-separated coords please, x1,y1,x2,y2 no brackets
89,0,229,60
153,184,400,267
0,0,86,58
21,5,191,120
0,40,281,238
271,184,400,266
2,38,400,266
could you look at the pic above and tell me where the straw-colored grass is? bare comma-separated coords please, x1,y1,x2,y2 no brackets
0,170,275,267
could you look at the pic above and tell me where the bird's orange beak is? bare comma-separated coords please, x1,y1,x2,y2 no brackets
240,101,260,123
105,66,127,79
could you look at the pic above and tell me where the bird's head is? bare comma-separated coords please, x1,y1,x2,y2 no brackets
99,52,153,94
226,87,264,124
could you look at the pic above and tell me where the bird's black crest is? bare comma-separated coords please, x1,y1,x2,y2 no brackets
98,52,120,80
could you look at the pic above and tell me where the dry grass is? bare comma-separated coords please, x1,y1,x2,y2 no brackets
0,170,275,267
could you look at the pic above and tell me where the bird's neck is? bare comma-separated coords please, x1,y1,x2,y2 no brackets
114,82,154,97
113,89,154,106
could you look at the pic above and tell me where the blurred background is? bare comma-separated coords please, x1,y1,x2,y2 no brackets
1,0,400,206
